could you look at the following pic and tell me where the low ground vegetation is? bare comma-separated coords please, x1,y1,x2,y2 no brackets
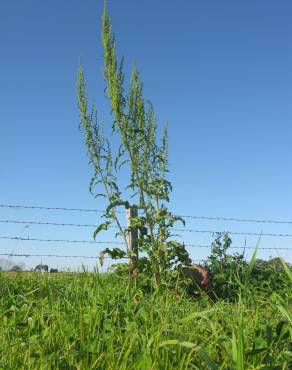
0,254,291,369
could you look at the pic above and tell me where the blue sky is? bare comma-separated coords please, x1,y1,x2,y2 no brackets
1,0,292,270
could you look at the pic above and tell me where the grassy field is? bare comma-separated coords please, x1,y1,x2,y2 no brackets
0,270,291,369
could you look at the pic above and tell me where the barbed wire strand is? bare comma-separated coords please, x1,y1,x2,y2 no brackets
1,203,292,224
0,235,291,250
180,215,292,224
0,253,204,262
1,219,292,237
0,204,122,214
0,253,116,260
0,236,124,245
0,219,118,229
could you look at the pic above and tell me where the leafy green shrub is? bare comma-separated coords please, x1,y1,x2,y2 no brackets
248,259,291,296
206,233,291,300
206,232,246,299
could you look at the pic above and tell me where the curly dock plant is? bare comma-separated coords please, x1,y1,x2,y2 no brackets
77,1,190,285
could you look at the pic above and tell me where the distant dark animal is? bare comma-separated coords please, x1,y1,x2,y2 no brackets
50,268,58,273
181,264,209,290
11,265,22,272
34,264,48,272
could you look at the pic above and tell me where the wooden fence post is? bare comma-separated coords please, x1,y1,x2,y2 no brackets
126,206,138,265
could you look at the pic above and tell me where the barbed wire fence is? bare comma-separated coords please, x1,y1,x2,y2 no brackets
0,203,292,269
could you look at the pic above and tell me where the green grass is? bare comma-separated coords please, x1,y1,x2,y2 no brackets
0,270,291,369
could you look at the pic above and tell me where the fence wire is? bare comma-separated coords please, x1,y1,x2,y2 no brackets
1,219,292,238
0,235,291,250
0,253,204,263
1,203,292,224
1,203,292,263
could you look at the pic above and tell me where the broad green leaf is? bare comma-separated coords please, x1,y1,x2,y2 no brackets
93,222,111,239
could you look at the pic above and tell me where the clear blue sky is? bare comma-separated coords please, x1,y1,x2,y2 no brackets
1,0,292,270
